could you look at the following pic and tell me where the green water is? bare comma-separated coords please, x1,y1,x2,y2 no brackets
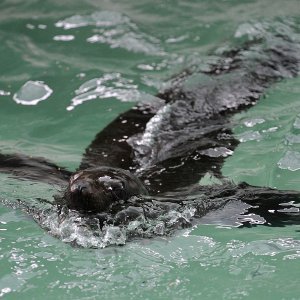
1,0,300,299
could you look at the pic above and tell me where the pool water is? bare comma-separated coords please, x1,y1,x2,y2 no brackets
0,0,300,298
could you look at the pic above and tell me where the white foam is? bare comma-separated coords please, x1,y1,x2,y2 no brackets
53,35,75,41
237,130,262,142
243,118,265,128
199,147,233,158
0,90,10,96
56,11,164,55
13,81,52,105
55,11,129,29
67,73,142,110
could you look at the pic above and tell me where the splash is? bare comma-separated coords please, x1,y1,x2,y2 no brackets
31,189,231,248
13,81,53,105
67,73,156,110
21,180,300,248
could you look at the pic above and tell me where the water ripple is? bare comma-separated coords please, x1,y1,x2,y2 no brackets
277,150,300,171
56,11,164,55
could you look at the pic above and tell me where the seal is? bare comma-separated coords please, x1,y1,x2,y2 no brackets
64,166,148,213
0,21,300,225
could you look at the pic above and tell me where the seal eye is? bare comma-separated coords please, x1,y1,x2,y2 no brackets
112,187,126,200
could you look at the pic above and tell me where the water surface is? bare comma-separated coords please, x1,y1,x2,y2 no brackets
1,0,300,298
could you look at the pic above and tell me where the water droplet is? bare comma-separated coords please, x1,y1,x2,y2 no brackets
53,35,75,41
237,131,262,142
243,118,265,127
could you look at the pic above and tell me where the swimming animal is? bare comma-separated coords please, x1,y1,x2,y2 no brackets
1,20,300,237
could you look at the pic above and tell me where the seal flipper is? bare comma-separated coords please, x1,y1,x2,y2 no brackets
236,183,300,227
0,153,71,186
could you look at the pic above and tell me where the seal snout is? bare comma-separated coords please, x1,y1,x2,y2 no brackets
66,174,104,212
70,180,92,198
64,167,148,213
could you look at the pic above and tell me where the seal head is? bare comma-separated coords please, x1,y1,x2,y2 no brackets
65,167,148,213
